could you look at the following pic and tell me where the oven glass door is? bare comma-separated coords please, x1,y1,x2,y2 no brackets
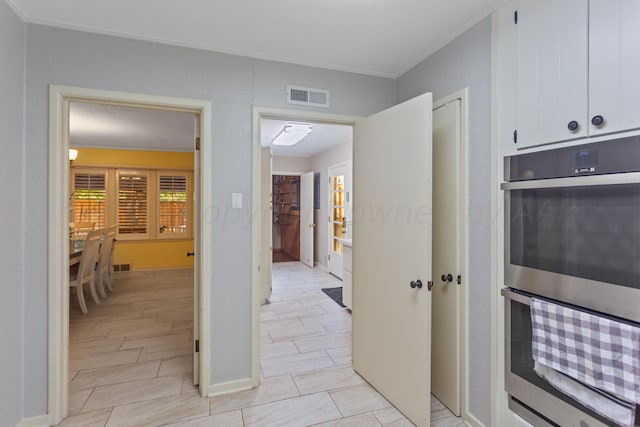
509,183,640,290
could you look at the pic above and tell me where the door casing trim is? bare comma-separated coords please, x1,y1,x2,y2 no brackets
48,85,212,424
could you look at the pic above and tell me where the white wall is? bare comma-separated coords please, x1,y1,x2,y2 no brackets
310,140,352,266
272,155,311,173
23,24,395,416
0,3,25,426
396,17,493,426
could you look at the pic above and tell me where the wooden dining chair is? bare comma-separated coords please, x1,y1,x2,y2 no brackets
97,225,117,297
69,229,102,314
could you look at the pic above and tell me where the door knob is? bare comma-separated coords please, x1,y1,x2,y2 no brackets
187,252,194,257
441,274,453,283
410,279,423,289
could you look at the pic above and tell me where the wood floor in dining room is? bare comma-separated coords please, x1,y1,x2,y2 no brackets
60,264,463,427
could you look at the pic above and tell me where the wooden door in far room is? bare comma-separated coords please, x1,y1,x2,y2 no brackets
352,92,433,427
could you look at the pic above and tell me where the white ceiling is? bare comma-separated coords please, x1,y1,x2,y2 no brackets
7,0,504,78
261,119,352,158
69,102,197,151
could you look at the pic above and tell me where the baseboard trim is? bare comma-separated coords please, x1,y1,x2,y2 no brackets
313,262,328,273
17,415,50,427
113,266,193,273
207,378,254,397
463,410,485,427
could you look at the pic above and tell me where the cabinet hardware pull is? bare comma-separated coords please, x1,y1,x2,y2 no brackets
568,120,579,131
591,115,604,127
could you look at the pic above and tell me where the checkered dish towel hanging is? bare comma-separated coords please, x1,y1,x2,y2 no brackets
531,298,640,427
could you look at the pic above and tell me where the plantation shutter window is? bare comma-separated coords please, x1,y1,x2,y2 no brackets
158,173,189,237
71,171,106,238
118,172,149,237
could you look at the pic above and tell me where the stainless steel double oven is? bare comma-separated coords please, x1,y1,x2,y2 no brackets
502,136,640,426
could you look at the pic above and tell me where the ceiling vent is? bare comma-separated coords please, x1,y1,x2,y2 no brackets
287,85,330,108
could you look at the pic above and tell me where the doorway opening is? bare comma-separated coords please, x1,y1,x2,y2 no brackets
250,94,468,425
327,162,351,279
272,174,301,263
251,107,360,385
48,86,212,425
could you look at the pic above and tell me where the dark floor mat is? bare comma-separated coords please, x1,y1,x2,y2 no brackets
321,287,345,307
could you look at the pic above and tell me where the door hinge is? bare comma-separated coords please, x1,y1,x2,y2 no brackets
513,130,518,144
457,275,462,285
195,137,201,151
514,10,518,24
195,339,200,353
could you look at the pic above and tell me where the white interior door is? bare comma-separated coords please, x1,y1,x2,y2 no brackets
192,116,201,387
431,100,461,415
300,171,315,268
260,148,273,301
352,92,433,427
328,164,348,278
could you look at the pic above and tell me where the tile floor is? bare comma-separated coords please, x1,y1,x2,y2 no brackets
58,262,464,427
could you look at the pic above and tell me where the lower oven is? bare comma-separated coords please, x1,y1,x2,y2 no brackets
503,288,640,427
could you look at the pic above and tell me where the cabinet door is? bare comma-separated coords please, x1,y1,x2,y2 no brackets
516,0,588,148
589,0,640,137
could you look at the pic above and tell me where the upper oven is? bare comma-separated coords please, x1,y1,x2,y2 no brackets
502,136,640,323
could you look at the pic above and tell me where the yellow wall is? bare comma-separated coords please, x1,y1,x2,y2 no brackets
112,240,194,270
73,147,194,169
72,148,195,270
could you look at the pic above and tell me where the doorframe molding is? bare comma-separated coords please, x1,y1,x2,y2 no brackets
433,88,471,421
48,85,212,425
251,106,362,386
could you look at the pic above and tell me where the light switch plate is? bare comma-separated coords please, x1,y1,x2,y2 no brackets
232,192,243,209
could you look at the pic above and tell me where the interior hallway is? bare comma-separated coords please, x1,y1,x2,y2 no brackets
59,263,462,426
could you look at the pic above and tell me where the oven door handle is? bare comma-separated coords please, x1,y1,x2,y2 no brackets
501,171,640,190
501,288,532,305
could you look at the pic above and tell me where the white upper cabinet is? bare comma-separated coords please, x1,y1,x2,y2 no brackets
516,0,588,148
512,0,640,149
589,0,640,137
